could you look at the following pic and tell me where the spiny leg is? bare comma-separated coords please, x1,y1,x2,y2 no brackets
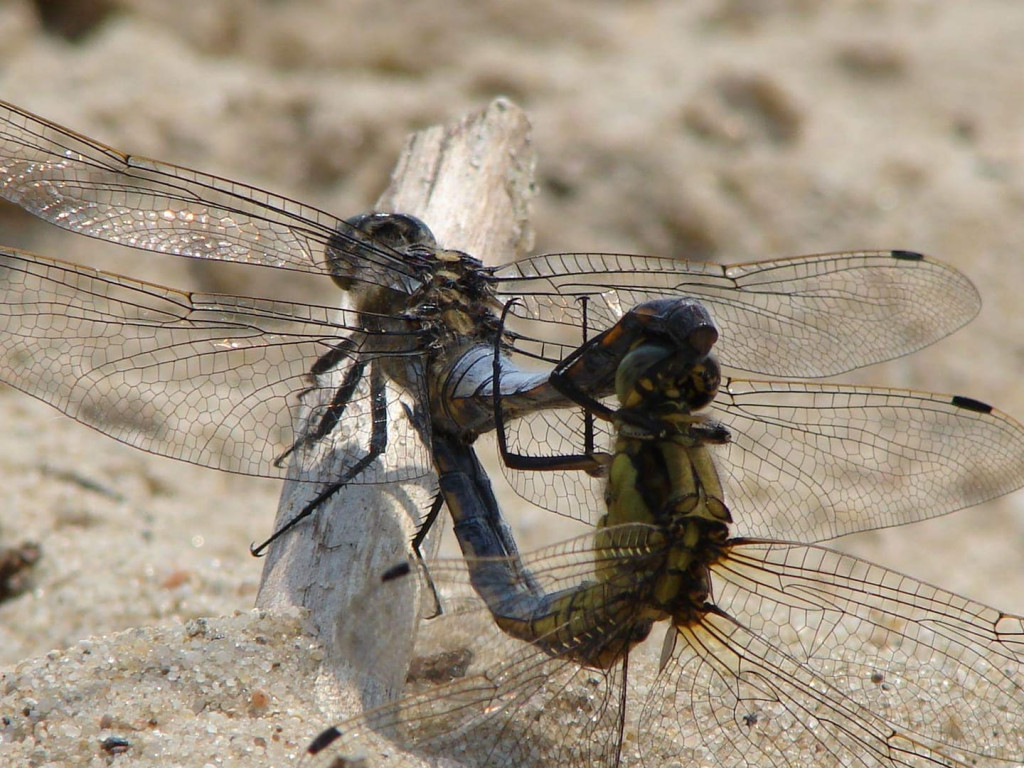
274,337,363,469
409,492,444,618
251,364,391,556
401,400,446,618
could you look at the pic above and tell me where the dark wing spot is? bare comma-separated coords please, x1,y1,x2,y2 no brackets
952,395,993,414
891,249,924,261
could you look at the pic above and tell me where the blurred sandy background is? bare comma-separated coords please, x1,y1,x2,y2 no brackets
1,1,1023,765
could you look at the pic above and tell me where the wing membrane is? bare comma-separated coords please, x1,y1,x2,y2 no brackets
641,540,1024,766
303,533,1024,766
303,533,648,767
0,99,419,285
1,103,979,381
501,382,1024,542
498,250,979,378
0,247,431,483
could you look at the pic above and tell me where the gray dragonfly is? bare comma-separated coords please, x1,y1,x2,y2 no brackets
0,99,990,557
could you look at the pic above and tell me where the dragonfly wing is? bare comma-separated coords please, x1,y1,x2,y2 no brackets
498,403,610,525
641,540,1024,766
302,532,664,767
0,101,979,377
711,380,1024,542
0,247,432,483
0,99,420,287
300,531,1024,766
496,381,1024,538
496,250,979,378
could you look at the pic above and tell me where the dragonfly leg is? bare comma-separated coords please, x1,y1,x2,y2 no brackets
410,492,443,563
273,337,362,469
542,299,669,423
547,296,720,430
409,493,445,618
493,301,610,475
250,365,390,556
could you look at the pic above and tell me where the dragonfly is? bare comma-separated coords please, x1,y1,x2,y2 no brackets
302,300,1024,767
0,98,990,557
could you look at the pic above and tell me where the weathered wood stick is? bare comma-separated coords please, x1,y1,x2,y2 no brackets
256,98,535,712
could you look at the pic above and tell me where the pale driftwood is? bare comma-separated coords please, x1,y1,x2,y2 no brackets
255,99,535,712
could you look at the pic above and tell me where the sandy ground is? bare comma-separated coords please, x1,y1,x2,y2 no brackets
1,1,1024,765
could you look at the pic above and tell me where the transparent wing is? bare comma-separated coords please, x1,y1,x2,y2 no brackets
641,540,1024,767
0,99,420,286
301,532,1024,766
302,533,655,768
501,381,1024,542
0,247,432,485
1,102,978,381
713,382,1024,541
496,250,979,378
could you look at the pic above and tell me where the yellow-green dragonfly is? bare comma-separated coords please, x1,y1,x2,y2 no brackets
303,299,1024,766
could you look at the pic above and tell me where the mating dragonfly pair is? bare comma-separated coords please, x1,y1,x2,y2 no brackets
1,100,1023,766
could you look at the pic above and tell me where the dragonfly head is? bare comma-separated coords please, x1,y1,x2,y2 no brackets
661,299,718,357
327,212,438,291
616,342,721,413
628,298,719,360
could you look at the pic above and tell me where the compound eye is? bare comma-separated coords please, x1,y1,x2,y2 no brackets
665,300,718,356
687,325,718,357
347,212,437,250
327,213,438,290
